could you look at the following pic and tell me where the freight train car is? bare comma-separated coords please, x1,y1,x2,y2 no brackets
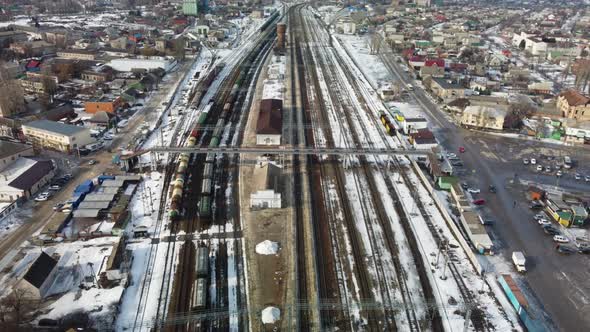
192,278,207,309
196,246,209,277
379,111,397,136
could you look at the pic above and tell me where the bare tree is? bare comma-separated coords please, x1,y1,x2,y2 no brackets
0,288,37,328
369,33,383,55
0,62,25,117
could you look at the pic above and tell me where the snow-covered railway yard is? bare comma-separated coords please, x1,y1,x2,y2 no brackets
292,4,521,331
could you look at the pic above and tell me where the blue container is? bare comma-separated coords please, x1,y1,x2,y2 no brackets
98,175,116,184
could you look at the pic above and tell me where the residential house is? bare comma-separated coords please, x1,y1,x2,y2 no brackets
460,106,507,130
336,17,357,35
556,89,590,121
81,69,113,83
419,59,445,78
85,97,123,114
430,78,465,102
22,120,94,153
0,141,34,171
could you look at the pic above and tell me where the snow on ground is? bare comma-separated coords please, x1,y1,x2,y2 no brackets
255,240,280,255
0,202,32,242
336,35,391,89
397,166,521,331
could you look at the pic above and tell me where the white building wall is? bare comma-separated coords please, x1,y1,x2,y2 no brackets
250,190,282,209
256,134,281,146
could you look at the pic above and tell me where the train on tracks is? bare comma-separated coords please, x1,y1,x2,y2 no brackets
169,9,281,221
192,246,210,310
379,111,397,136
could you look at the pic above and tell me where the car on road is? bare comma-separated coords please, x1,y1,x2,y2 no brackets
468,188,480,194
543,225,560,235
53,203,64,211
554,235,570,243
537,218,551,226
534,214,547,221
473,199,486,205
34,193,50,202
575,173,582,180
536,165,543,172
523,158,529,165
530,200,544,209
458,146,465,153
556,245,576,255
556,170,563,177
489,185,496,193
88,159,97,165
530,158,537,165
451,161,464,167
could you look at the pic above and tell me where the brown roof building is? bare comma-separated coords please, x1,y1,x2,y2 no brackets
256,100,283,146
557,89,590,121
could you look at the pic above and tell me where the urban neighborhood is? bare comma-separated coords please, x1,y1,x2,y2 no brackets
0,0,589,331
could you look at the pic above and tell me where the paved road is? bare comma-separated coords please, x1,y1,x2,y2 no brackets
381,50,590,331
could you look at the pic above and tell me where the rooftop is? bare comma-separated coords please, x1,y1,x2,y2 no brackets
0,141,31,160
559,89,590,107
23,120,87,136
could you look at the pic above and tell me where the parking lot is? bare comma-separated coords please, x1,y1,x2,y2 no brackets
436,129,590,330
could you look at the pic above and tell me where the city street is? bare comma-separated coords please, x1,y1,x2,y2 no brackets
383,52,590,331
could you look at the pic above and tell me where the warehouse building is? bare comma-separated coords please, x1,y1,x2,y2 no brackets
250,160,282,209
22,120,94,153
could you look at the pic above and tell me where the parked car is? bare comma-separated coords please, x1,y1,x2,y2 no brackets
536,165,543,172
585,176,590,182
53,203,65,211
34,193,49,202
473,199,486,205
460,182,469,190
88,159,97,165
574,173,582,180
533,214,547,221
488,185,496,193
553,235,569,243
556,170,563,177
468,188,480,194
537,218,551,226
578,247,590,255
523,158,529,165
452,161,464,167
545,166,552,173
556,245,576,255
458,146,465,153
543,225,560,235
49,184,61,190
530,158,537,165
530,200,544,209
447,153,457,158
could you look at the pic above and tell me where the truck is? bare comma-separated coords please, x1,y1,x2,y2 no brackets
512,251,526,273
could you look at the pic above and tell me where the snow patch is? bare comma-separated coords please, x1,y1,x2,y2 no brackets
255,240,280,255
261,306,280,324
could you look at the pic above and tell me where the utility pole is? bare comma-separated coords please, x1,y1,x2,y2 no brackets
463,304,472,332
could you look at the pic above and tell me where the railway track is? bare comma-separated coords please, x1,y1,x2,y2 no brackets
295,5,389,331
154,15,279,332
